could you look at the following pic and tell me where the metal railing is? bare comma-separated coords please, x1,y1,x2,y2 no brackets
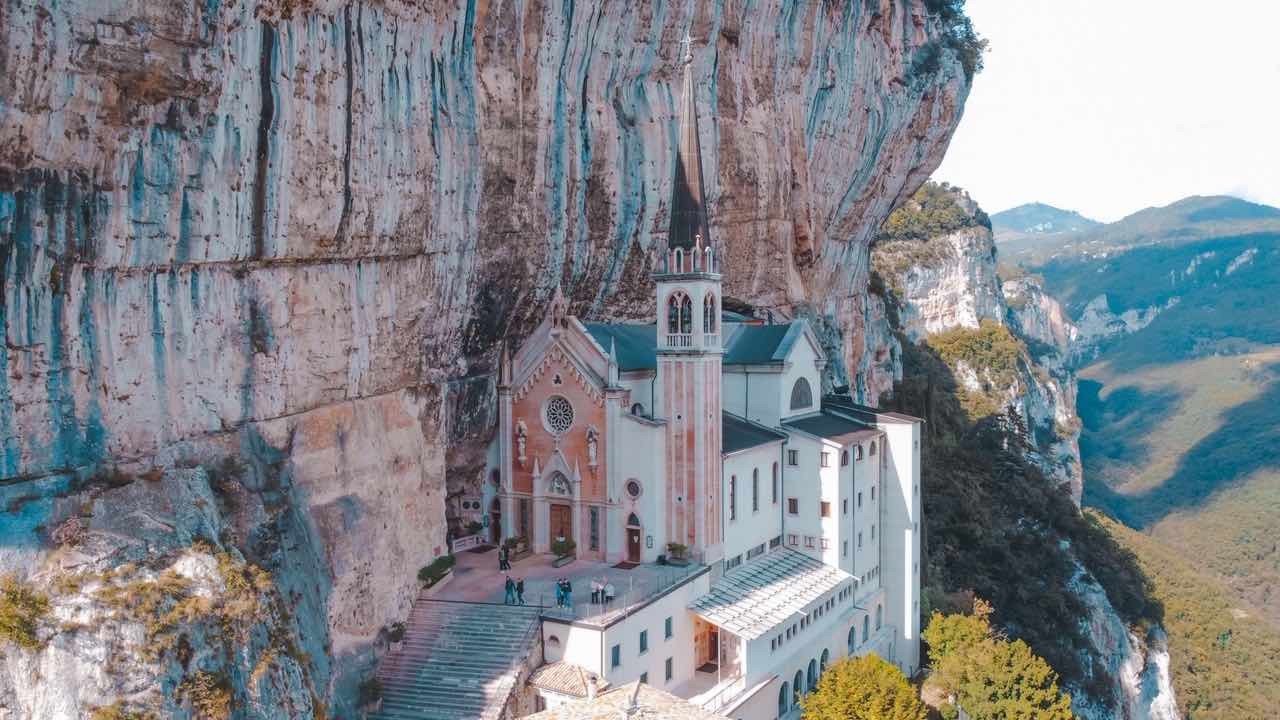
539,564,704,625
703,333,720,347
697,674,747,712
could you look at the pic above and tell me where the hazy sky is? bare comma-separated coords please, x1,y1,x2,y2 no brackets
933,1,1280,222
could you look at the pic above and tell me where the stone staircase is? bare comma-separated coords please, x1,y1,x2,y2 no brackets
371,598,542,720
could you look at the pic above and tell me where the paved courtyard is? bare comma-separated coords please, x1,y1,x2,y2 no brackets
436,547,706,625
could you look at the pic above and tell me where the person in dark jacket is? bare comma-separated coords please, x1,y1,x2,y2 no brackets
516,578,526,605
504,575,516,604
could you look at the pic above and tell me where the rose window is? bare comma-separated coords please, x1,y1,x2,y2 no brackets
545,396,575,435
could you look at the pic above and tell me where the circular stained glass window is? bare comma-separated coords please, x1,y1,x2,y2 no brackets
626,480,642,499
544,396,574,435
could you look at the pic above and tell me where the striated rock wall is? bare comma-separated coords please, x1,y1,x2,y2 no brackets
1,0,971,713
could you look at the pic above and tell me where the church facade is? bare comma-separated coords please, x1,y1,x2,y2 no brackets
485,45,922,720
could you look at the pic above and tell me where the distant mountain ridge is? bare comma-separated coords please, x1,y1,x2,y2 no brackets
992,202,1101,238
999,195,1280,263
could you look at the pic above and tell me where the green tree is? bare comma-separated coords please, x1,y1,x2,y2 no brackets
952,639,1075,720
924,600,1074,720
0,574,49,649
800,654,927,720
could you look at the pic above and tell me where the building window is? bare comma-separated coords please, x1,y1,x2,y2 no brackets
856,445,864,461
770,535,782,548
640,672,648,684
519,498,530,539
843,499,848,515
772,462,779,503
876,604,883,630
862,616,870,643
787,449,799,466
790,377,813,410
544,395,575,435
843,540,848,557
747,543,765,559
871,524,876,540
820,538,830,549
820,452,831,468
668,291,692,334
857,491,863,508
725,554,743,571
630,402,646,416
665,616,673,640
869,440,877,456
640,630,648,654
858,532,863,549
626,479,643,498
788,534,798,546
871,485,877,501
752,469,759,512
589,506,600,551
665,657,673,682
841,450,849,466
820,501,831,517
729,476,737,521
788,498,799,515
804,536,815,548
703,292,718,334
611,644,621,668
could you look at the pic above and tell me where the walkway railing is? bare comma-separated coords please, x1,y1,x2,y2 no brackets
540,563,705,625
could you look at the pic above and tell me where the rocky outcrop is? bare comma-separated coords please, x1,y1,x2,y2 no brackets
1,0,971,713
873,183,1082,500
1073,294,1176,363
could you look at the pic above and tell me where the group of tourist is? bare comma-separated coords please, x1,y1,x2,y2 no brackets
589,577,618,606
503,575,527,605
554,577,574,608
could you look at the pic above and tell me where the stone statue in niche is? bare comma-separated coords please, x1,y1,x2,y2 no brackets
515,420,528,466
586,426,599,471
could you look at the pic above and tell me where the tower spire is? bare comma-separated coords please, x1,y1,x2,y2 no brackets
667,32,710,251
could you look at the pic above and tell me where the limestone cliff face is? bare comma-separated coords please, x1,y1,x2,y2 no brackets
872,184,1082,500
0,0,969,714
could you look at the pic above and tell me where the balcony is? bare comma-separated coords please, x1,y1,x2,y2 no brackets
703,333,720,347
665,333,693,348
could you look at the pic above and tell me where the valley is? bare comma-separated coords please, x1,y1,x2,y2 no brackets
999,196,1280,718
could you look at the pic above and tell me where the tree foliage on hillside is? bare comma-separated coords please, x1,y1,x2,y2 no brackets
920,0,987,80
925,599,1075,720
801,654,927,720
877,181,989,245
882,334,1160,708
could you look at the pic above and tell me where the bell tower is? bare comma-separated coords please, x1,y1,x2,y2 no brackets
655,35,723,565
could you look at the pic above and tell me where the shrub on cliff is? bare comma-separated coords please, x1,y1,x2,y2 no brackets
0,574,50,649
418,555,456,587
877,182,985,245
801,654,927,720
924,598,1074,720
178,671,232,720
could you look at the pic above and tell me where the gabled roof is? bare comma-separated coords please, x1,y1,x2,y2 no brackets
822,394,924,424
525,681,730,720
528,661,606,699
582,323,657,372
782,411,879,446
583,320,821,373
689,548,852,640
722,412,787,455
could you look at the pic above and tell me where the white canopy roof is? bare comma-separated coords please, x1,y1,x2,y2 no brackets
689,548,852,640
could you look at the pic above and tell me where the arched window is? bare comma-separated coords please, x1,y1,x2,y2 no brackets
752,468,759,512
807,659,818,692
820,648,829,676
703,292,717,333
789,377,813,411
869,440,877,456
673,248,684,271
847,626,857,653
630,402,645,416
792,671,803,704
856,445,864,461
841,450,849,466
778,682,790,716
875,604,883,630
627,513,641,528
862,615,870,643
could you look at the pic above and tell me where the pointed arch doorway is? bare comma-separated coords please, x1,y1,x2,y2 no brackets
626,513,642,563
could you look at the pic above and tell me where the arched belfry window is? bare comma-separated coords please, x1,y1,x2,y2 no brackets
703,292,717,334
790,377,813,411
667,292,692,334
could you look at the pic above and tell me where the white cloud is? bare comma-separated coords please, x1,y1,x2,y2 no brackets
934,0,1280,222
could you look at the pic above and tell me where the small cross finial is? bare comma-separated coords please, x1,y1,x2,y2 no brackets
680,31,694,63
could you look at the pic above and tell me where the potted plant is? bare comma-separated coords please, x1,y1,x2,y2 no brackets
666,542,690,566
551,538,577,568
358,677,383,714
503,536,530,561
466,520,483,537
386,621,406,652
418,554,457,591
